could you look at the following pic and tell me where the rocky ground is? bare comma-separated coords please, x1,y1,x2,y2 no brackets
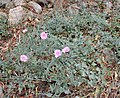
0,0,45,25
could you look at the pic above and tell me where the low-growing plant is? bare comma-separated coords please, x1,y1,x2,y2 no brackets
1,7,119,97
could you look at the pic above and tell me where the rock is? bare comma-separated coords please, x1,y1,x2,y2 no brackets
6,1,14,9
0,0,12,8
75,96,80,98
14,0,25,6
28,1,42,13
34,0,47,6
0,0,11,4
53,0,64,11
8,6,25,25
88,1,98,6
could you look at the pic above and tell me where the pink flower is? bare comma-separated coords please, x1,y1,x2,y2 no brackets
54,50,62,58
62,47,70,53
40,32,48,40
20,55,28,62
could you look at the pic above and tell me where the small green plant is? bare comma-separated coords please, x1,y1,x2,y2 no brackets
1,6,119,97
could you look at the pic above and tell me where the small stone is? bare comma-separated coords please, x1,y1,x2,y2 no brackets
64,89,71,94
14,0,25,6
35,18,40,23
8,6,25,25
48,3,53,8
75,96,80,98
88,1,98,6
28,1,42,13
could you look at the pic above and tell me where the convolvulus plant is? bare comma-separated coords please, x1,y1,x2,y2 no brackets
1,8,119,97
